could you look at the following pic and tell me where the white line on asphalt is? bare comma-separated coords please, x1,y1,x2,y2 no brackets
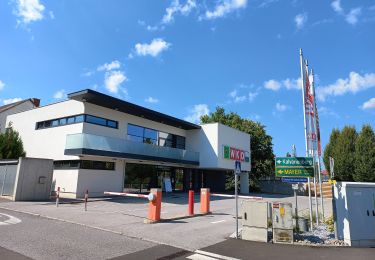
194,250,241,260
210,220,226,224
0,213,22,225
187,253,218,260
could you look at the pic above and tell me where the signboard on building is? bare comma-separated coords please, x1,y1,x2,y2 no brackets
223,145,250,162
275,157,314,178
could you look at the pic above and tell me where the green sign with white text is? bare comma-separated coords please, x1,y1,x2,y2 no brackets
275,157,314,178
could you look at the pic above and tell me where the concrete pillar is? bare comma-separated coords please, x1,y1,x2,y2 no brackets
240,171,249,194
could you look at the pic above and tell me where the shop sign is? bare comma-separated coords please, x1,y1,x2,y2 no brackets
223,145,250,162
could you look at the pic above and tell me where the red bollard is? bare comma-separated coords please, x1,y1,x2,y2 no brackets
188,190,194,216
56,187,60,207
84,190,88,211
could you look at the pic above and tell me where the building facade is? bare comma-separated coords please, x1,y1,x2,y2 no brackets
0,98,40,133
6,89,251,198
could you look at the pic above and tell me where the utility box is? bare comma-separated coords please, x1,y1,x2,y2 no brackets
241,201,268,242
272,202,293,244
334,182,375,247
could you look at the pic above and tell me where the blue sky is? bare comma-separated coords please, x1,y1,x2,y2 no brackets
0,0,374,158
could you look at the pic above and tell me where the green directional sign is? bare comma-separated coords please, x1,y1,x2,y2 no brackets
275,157,313,167
275,156,314,178
275,167,314,177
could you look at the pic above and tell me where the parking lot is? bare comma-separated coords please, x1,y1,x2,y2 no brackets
0,192,332,251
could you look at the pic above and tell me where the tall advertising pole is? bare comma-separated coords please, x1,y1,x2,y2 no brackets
299,49,313,230
309,69,319,225
311,69,325,221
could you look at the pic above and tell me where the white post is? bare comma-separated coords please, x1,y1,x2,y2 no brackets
235,172,239,239
317,158,324,220
300,49,313,230
311,69,324,222
308,68,319,225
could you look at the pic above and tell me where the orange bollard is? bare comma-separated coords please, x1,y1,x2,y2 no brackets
200,188,210,214
148,188,162,222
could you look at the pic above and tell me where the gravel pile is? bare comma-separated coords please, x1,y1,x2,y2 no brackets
294,224,348,246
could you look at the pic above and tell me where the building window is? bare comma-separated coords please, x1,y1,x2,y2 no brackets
127,123,185,150
36,114,118,130
54,160,115,171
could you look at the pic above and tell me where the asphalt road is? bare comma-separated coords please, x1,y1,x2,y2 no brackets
0,208,155,260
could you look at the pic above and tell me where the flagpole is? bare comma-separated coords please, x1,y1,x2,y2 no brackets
311,69,325,221
309,68,319,225
300,49,313,230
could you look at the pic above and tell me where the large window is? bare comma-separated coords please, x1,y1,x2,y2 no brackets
127,123,185,149
54,160,115,171
36,114,118,130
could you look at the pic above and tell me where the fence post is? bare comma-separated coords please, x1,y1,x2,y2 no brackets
56,187,60,207
200,188,210,214
188,190,194,216
84,190,88,211
148,188,162,222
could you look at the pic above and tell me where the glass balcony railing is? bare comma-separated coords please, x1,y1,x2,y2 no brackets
65,133,199,165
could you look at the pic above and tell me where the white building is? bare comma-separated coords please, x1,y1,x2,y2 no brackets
0,98,40,133
6,89,251,198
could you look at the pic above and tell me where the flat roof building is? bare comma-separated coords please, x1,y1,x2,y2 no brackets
6,89,251,198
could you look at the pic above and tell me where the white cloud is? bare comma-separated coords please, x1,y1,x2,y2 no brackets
361,98,375,110
14,0,45,24
331,0,343,14
0,80,5,91
49,11,54,19
282,78,302,90
97,60,121,71
162,0,197,24
264,79,281,91
331,1,362,25
264,77,302,91
229,88,258,103
104,70,127,94
3,98,22,105
275,102,288,112
295,13,308,29
184,104,209,124
204,0,247,20
248,92,258,102
319,106,340,118
145,97,159,104
317,71,375,101
346,7,362,25
53,89,66,99
134,38,171,57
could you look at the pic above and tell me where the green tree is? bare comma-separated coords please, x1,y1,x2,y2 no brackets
333,126,357,181
354,125,375,182
201,107,274,189
0,126,26,159
323,128,340,175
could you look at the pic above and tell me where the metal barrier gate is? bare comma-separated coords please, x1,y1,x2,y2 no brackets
0,160,18,196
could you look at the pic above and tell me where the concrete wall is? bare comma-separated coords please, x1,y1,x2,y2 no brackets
0,100,36,133
259,180,306,195
13,157,53,201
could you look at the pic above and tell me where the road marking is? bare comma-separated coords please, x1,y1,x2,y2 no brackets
187,253,217,260
194,250,241,260
0,213,22,226
211,220,226,224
